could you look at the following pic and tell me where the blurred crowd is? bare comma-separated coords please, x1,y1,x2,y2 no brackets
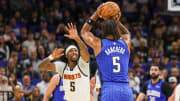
0,0,180,101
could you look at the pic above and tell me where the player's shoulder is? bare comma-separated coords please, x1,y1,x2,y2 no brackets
54,61,66,66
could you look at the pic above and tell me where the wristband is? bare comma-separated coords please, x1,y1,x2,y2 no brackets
86,19,95,26
48,55,54,61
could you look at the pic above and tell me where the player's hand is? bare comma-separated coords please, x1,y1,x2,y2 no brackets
97,3,105,18
51,48,64,59
64,23,79,40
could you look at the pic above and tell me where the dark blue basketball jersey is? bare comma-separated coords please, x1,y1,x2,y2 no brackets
53,76,66,101
147,80,166,101
96,39,130,83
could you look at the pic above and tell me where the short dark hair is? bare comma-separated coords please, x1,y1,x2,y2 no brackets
150,63,162,70
101,19,119,40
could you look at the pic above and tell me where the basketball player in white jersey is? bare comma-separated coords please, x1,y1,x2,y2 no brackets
39,23,90,101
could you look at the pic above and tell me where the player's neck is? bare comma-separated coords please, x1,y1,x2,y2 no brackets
105,35,114,40
151,77,160,85
68,62,77,69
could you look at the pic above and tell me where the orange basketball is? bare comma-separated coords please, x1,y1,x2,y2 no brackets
98,1,121,20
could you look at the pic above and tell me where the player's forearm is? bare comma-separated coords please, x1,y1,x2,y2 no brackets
81,12,98,36
75,37,89,62
38,58,51,71
43,96,50,101
117,21,130,35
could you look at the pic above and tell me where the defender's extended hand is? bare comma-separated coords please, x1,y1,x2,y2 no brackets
64,23,79,40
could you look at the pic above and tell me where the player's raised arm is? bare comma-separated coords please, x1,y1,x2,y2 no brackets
80,4,104,56
38,48,64,72
117,22,131,52
65,23,89,62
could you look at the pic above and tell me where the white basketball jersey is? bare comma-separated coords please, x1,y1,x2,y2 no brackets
63,64,90,101
55,57,90,101
93,71,101,101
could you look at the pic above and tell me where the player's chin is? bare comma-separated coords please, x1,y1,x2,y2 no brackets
71,56,78,62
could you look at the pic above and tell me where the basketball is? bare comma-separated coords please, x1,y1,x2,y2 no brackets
98,1,121,20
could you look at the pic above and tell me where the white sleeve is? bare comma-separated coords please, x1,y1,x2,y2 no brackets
54,61,66,77
175,84,180,101
78,57,89,76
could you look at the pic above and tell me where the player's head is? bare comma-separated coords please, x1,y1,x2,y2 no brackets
65,45,79,62
101,19,119,40
149,64,161,80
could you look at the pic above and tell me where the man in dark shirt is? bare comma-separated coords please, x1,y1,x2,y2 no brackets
137,64,173,101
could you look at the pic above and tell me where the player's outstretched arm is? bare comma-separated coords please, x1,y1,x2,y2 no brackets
43,74,60,101
65,23,89,62
38,48,64,72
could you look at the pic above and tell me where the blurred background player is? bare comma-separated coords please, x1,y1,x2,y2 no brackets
43,74,66,101
39,23,90,101
90,70,101,101
136,64,173,101
80,3,133,101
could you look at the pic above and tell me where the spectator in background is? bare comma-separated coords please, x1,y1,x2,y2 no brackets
160,68,169,82
167,41,180,59
53,0,63,21
34,33,41,48
9,73,22,87
0,67,6,76
3,25,12,42
153,25,164,49
20,47,29,68
6,58,17,77
47,32,62,54
40,29,49,46
24,48,41,72
147,47,155,63
6,31,17,52
38,1,47,19
9,17,21,37
170,68,180,83
37,45,46,60
22,32,36,52
29,87,43,101
21,0,33,20
168,76,178,90
135,39,148,64
23,62,41,79
128,69,140,94
36,71,51,96
10,51,24,78
0,35,10,60
28,9,40,29
0,75,13,101
132,30,147,48
39,18,48,32
22,74,33,101
166,55,180,70
13,85,25,101
13,40,22,55
19,26,28,43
